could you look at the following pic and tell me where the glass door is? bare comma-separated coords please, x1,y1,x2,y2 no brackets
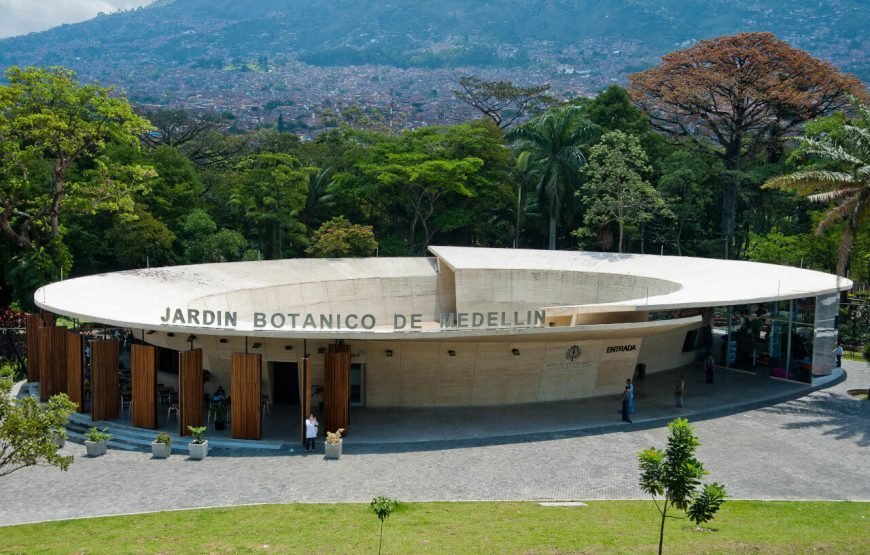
350,363,365,406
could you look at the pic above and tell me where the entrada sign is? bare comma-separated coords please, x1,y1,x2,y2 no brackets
160,307,545,331
606,344,637,353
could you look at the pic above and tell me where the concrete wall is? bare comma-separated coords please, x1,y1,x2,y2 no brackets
636,325,701,374
361,337,642,407
453,269,680,317
145,325,700,408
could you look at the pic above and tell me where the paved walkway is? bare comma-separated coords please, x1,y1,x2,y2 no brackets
0,361,867,526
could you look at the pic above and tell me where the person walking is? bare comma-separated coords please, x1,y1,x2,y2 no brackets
704,355,715,384
621,385,633,423
626,378,635,415
674,374,684,408
834,342,844,368
304,413,318,453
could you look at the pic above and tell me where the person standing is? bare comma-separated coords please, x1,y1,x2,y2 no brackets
674,375,685,408
704,355,715,384
304,413,318,453
834,342,844,368
626,378,635,415
621,385,633,423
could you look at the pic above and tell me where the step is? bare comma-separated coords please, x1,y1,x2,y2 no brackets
66,413,285,451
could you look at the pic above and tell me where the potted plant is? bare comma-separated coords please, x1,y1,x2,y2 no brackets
151,432,172,458
53,428,67,448
187,425,208,459
324,428,345,459
85,426,111,457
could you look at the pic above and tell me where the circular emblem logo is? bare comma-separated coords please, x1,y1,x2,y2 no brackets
565,345,582,361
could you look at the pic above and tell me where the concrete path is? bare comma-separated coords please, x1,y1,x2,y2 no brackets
0,361,867,526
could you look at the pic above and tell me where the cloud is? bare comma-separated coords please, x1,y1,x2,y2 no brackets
0,0,154,39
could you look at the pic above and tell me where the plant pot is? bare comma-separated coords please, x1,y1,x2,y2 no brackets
324,439,342,460
85,440,107,457
151,441,171,458
188,440,208,460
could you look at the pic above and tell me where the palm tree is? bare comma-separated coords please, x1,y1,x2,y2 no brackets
509,107,597,249
764,100,869,277
299,167,335,229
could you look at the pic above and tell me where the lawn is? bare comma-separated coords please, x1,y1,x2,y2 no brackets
1,500,867,553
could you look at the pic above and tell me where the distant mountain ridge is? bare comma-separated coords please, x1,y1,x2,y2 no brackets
0,0,864,131
1,0,865,75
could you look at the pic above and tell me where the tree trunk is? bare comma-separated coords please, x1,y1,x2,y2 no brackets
836,222,855,277
548,216,556,250
675,222,683,256
618,221,625,254
722,138,742,259
658,500,669,555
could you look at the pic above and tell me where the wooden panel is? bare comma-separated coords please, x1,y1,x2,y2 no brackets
179,349,203,437
38,327,67,402
91,338,119,421
25,314,43,382
131,344,158,429
324,343,351,436
65,331,85,413
39,309,55,327
301,356,311,445
231,353,262,440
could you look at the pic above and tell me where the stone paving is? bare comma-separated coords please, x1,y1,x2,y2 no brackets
0,361,867,526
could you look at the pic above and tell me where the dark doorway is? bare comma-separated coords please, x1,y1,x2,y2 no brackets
273,362,300,405
157,347,179,374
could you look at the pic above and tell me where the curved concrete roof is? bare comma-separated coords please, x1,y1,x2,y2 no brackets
34,247,850,338
430,246,851,311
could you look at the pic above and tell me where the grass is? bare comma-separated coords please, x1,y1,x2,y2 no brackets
1,501,868,553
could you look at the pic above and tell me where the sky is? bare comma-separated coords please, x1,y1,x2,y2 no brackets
0,0,154,39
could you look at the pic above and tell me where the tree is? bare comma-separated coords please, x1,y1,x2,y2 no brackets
0,66,154,252
629,32,867,258
509,107,598,249
453,76,554,129
582,85,650,136
0,366,76,478
143,145,205,231
139,108,245,168
576,130,670,253
306,216,378,258
105,206,176,269
229,153,312,259
0,66,154,305
357,124,498,253
656,148,717,255
369,496,399,555
180,209,248,263
638,418,728,555
764,100,870,277
298,167,335,229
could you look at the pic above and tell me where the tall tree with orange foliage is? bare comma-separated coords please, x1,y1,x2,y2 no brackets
629,32,867,258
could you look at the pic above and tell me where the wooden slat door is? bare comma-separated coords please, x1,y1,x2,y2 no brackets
131,344,158,429
231,353,262,440
25,313,43,382
39,310,55,327
300,356,311,445
91,338,119,421
65,331,85,412
178,349,203,437
39,327,66,402
324,343,351,436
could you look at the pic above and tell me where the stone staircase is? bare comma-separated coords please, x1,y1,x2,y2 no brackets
65,412,286,454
